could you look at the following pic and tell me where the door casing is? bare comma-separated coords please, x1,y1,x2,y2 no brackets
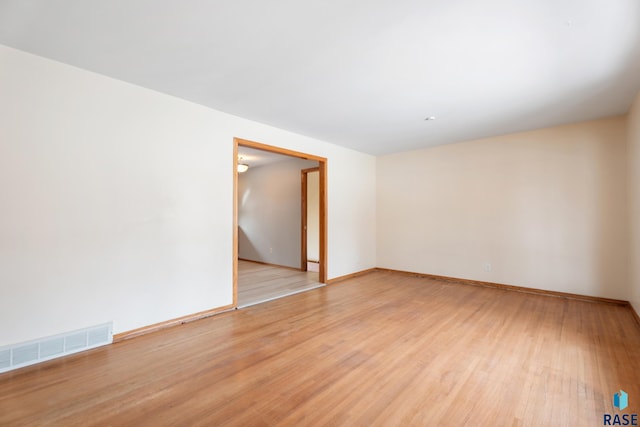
233,137,327,307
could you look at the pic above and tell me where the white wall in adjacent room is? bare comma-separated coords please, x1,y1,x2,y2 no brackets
306,170,320,262
238,158,317,268
377,117,629,299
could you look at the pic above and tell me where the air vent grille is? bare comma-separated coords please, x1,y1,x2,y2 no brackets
40,338,65,359
13,344,39,366
0,323,113,374
0,350,11,370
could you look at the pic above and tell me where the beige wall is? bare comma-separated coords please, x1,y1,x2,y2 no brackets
238,158,317,268
377,117,629,299
0,45,377,346
629,90,640,314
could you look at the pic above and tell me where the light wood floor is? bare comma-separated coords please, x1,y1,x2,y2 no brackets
237,259,322,307
1,271,639,426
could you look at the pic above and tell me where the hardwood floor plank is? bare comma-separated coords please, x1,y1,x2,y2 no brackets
238,260,322,307
1,271,639,426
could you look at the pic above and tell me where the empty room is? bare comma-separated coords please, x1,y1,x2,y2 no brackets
1,1,640,426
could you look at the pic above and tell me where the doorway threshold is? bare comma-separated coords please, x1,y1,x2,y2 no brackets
237,283,325,309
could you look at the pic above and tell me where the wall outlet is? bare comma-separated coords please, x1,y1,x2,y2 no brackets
483,262,492,272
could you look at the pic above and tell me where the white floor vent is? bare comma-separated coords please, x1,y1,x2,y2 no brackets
0,322,113,374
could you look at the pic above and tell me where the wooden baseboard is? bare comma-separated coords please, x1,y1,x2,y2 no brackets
113,304,235,343
113,269,636,342
374,268,629,306
326,268,376,285
238,258,303,272
631,303,640,328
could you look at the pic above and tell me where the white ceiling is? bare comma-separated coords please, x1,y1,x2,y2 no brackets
1,1,639,155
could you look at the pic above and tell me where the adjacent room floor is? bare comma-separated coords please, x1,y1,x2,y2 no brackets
1,271,639,426
237,259,322,307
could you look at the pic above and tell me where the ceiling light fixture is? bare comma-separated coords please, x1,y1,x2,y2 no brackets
425,116,436,121
237,156,249,173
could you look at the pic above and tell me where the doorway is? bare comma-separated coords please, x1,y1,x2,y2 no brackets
301,167,320,272
233,138,327,308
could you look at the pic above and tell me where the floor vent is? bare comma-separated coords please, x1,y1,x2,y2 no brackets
0,322,113,374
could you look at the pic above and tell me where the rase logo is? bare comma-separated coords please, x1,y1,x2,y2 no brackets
604,390,638,426
616,390,629,411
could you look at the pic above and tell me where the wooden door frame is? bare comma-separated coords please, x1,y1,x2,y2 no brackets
301,167,320,271
233,138,327,307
